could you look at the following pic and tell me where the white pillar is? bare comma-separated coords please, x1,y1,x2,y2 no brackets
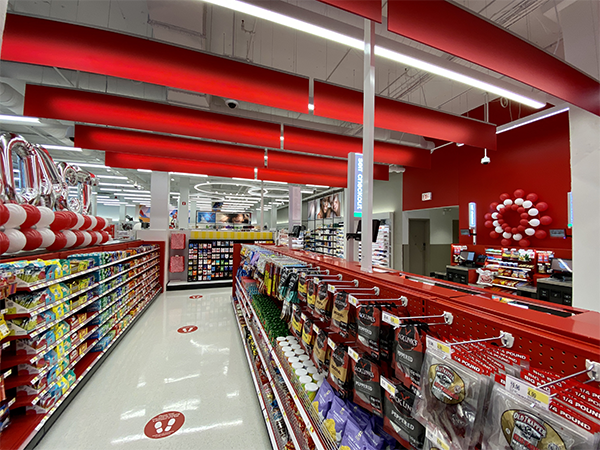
361,19,375,273
150,171,170,230
288,185,301,248
190,201,197,229
119,203,126,222
91,191,97,216
345,155,360,263
178,177,190,229
569,106,600,312
271,207,278,230
260,180,264,229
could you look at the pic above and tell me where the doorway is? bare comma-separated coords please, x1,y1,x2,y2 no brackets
452,220,460,243
408,219,430,276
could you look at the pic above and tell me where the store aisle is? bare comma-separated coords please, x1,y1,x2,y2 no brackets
35,287,271,450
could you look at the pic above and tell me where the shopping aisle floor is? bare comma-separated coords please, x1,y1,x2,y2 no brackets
35,287,271,450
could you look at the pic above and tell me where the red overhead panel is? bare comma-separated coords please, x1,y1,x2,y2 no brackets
104,153,256,179
267,151,389,181
387,0,600,116
258,168,347,188
313,81,496,149
24,85,280,148
3,14,308,113
317,0,382,23
284,126,431,168
75,125,265,168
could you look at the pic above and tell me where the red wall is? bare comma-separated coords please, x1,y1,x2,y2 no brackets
403,111,572,250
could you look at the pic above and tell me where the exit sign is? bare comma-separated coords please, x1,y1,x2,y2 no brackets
422,192,432,201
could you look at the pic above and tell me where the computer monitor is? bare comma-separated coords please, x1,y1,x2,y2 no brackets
356,219,381,242
466,252,475,263
551,258,572,273
290,225,301,238
459,250,469,262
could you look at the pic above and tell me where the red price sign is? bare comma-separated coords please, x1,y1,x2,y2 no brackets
189,295,203,299
144,411,185,439
177,325,198,334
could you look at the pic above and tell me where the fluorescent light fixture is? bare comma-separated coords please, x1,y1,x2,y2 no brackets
264,180,287,185
308,103,315,111
232,177,256,182
203,0,545,110
63,163,109,169
99,188,122,192
374,47,545,109
456,143,464,147
170,172,208,177
0,114,41,124
137,169,152,173
42,144,83,152
99,182,134,187
307,184,329,188
122,189,151,194
96,175,129,180
496,105,569,134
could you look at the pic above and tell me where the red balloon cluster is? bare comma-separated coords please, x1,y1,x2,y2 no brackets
485,189,553,248
0,202,111,256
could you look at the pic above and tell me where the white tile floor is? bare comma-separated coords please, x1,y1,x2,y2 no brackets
35,287,271,450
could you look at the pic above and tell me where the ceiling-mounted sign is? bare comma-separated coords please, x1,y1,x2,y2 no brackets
354,154,363,217
422,192,432,201
468,202,477,228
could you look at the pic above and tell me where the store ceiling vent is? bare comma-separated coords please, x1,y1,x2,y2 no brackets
166,88,210,109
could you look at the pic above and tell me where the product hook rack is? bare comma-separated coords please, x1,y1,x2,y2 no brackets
448,331,515,349
540,359,600,396
382,310,454,328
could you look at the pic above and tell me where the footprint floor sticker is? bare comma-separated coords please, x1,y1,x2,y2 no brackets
177,325,198,334
144,411,185,439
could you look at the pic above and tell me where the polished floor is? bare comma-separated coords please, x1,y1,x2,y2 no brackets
35,287,271,450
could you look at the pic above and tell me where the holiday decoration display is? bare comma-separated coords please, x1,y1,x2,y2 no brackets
484,189,553,247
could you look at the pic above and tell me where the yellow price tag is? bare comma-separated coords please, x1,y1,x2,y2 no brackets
328,284,336,293
348,295,357,306
426,336,452,355
527,387,550,405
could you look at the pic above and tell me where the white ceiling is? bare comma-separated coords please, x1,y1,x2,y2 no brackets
0,0,597,214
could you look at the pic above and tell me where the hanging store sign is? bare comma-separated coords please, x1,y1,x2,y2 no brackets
354,154,363,217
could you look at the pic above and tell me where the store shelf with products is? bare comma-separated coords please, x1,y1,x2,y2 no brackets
0,241,164,450
358,222,392,268
234,244,600,450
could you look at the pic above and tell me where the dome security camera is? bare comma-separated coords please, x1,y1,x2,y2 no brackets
225,99,239,109
481,155,490,165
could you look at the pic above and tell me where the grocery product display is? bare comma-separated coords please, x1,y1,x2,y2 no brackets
233,244,599,450
187,240,234,281
304,225,344,258
0,241,164,449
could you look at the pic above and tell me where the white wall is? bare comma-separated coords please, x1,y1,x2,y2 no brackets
372,173,403,269
401,207,459,245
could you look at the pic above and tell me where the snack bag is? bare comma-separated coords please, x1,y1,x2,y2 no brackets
306,278,317,311
297,274,308,304
414,348,492,448
339,418,364,450
324,396,351,444
315,282,332,320
482,383,600,450
329,343,352,398
351,351,383,417
331,291,354,338
356,303,382,359
290,306,303,339
301,316,316,354
312,326,331,372
312,379,335,420
393,321,429,388
382,377,425,449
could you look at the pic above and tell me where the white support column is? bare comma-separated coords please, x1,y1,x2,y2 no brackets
91,191,97,216
119,203,126,223
260,180,264,229
569,106,600,312
345,154,360,262
271,207,278,230
178,177,190,229
150,171,170,230
189,201,197,229
288,185,301,248
361,19,375,273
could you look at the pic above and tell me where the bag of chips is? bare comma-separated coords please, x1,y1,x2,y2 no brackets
312,379,335,421
324,396,352,444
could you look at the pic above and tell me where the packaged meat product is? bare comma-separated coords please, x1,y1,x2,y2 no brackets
351,349,383,417
331,291,353,338
382,376,425,449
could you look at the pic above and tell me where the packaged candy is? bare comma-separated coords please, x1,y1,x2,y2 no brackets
482,383,600,450
312,380,335,420
413,348,492,448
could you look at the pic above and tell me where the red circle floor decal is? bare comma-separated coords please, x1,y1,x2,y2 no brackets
144,411,185,439
177,325,198,334
189,295,203,299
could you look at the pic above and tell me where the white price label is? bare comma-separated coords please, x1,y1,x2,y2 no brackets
348,347,359,362
328,284,336,294
301,313,307,321
382,311,400,327
425,427,450,450
426,336,453,356
293,304,299,312
313,277,320,284
313,324,320,333
505,375,550,410
293,268,298,273
348,295,358,306
328,338,337,350
380,376,396,396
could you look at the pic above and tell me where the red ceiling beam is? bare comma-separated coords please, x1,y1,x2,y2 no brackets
387,0,600,116
317,0,382,23
284,125,431,168
75,125,389,181
2,14,309,114
314,81,497,150
25,85,280,148
104,152,347,188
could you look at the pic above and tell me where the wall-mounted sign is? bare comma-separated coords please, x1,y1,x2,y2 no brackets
354,155,363,217
460,229,471,236
549,229,566,238
468,202,477,228
422,192,432,201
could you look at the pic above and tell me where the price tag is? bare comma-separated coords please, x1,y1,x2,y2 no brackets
328,284,336,294
313,324,320,333
425,427,450,450
505,375,550,410
313,277,320,284
382,311,400,327
301,313,307,321
426,336,452,356
380,376,396,396
348,347,359,362
328,338,337,350
348,295,358,306
293,304,299,312
293,268,298,273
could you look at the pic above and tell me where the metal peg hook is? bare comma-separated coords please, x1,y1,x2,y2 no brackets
539,360,600,390
328,279,360,287
383,311,453,328
346,286,380,295
448,331,514,349
312,274,343,281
